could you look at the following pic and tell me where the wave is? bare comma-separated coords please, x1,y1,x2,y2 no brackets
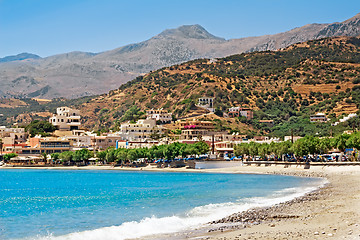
34,178,327,240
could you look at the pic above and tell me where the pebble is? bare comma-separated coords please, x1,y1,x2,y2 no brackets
328,233,333,236
314,232,319,235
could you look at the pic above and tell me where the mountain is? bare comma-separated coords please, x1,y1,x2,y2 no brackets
0,53,41,63
74,36,360,132
2,36,360,137
1,14,360,99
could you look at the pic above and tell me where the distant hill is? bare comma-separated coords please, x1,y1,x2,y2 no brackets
0,53,41,63
0,13,360,99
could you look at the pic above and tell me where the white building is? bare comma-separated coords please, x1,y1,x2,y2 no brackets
119,119,162,141
197,98,214,112
49,107,81,131
146,109,172,124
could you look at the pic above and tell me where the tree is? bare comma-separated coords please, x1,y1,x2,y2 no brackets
3,153,17,162
248,142,258,157
120,106,144,122
115,149,128,165
26,120,56,137
50,153,60,164
42,152,48,164
194,141,210,155
258,143,269,158
317,137,332,154
332,134,350,152
346,132,360,150
73,149,93,164
59,151,74,164
234,143,249,157
97,151,107,162
105,148,116,163
127,149,139,162
291,138,309,157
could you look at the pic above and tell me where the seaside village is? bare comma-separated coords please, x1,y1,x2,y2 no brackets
0,97,356,167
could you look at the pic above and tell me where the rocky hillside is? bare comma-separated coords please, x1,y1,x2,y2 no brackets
2,36,360,137
0,13,360,99
75,36,360,135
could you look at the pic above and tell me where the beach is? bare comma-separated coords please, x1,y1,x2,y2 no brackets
193,164,360,240
2,164,360,239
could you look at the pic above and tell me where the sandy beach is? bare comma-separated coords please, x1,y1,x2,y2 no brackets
2,164,360,239
192,164,360,240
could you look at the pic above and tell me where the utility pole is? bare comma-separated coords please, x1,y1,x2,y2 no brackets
212,134,215,154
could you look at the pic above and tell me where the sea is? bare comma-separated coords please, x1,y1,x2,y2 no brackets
0,168,325,240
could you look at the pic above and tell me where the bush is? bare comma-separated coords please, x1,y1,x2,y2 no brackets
3,153,17,161
353,78,360,84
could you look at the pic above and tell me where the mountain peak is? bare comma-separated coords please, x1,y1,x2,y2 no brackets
0,52,41,63
158,24,224,40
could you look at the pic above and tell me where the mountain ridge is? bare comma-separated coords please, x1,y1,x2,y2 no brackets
1,13,360,99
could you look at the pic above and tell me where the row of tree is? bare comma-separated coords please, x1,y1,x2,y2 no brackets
46,141,209,165
234,132,360,158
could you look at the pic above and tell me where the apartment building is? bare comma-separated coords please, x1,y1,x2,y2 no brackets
21,137,71,154
179,120,215,140
49,107,81,130
146,109,172,124
119,119,161,141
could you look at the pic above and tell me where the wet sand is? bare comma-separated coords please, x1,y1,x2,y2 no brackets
193,164,360,240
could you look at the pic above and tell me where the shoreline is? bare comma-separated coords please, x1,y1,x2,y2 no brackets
2,164,360,239
191,165,360,240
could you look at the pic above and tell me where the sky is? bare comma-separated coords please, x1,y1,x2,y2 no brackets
0,0,359,58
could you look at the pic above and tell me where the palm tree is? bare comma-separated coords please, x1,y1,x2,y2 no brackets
42,152,48,165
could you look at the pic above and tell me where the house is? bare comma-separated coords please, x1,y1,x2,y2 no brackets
228,107,253,119
0,126,27,143
197,98,214,112
49,107,81,131
146,109,172,124
119,119,162,141
0,126,28,154
310,113,327,123
91,135,125,150
179,120,215,140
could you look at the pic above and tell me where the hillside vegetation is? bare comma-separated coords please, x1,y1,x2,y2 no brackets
2,36,360,137
76,37,360,135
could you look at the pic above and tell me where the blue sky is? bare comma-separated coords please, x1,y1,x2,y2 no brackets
0,0,359,57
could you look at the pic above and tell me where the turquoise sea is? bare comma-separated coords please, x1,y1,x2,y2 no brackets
0,169,323,240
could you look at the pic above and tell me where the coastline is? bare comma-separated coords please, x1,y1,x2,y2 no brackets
193,165,360,240
2,164,360,239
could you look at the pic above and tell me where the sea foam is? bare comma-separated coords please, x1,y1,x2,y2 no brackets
36,178,326,240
